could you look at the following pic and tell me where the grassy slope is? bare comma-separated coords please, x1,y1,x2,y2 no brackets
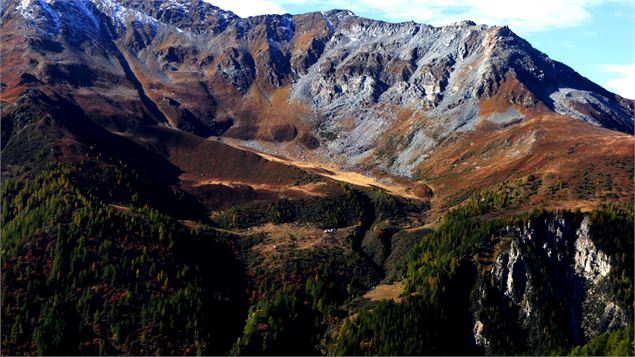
417,114,634,220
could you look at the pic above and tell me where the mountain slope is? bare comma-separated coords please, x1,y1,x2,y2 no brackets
1,0,633,214
2,0,633,137
1,1,634,356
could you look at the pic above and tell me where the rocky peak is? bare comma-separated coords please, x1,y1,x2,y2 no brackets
321,9,355,28
3,0,633,178
453,20,477,27
116,0,239,34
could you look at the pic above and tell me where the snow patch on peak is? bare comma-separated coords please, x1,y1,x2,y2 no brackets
97,0,124,24
160,0,189,14
453,20,476,27
323,9,355,22
95,0,158,32
334,9,355,17
17,0,34,14
17,0,61,32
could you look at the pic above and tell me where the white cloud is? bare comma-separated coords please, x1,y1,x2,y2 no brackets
601,64,635,99
205,0,623,33
204,0,286,17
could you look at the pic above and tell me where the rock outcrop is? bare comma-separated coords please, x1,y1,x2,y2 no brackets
473,213,628,354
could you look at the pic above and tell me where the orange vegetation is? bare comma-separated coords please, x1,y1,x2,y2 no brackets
417,113,634,218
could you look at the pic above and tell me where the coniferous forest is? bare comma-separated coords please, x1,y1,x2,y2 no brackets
1,157,633,355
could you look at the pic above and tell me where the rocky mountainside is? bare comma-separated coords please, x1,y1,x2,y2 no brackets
2,0,633,171
2,0,634,215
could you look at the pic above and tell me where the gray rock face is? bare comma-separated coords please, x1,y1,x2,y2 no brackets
5,0,635,178
216,47,255,92
476,214,628,353
573,218,626,337
574,217,611,283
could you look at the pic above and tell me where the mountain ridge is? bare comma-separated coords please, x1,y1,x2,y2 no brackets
3,0,633,126
1,1,634,356
2,0,634,214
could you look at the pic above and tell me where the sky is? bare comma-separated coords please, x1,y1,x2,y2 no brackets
206,0,635,99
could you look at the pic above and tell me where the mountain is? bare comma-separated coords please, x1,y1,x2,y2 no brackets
2,0,633,212
1,0,633,355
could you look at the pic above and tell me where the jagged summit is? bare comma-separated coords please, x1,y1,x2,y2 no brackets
1,0,633,178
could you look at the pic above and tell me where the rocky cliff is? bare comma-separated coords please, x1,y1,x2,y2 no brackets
473,213,630,354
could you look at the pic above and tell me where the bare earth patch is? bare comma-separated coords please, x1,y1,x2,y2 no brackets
363,281,405,302
191,178,328,198
244,223,354,253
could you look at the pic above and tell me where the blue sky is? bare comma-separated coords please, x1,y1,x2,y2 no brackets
207,0,635,99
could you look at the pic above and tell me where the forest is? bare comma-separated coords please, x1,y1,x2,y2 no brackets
1,162,633,355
